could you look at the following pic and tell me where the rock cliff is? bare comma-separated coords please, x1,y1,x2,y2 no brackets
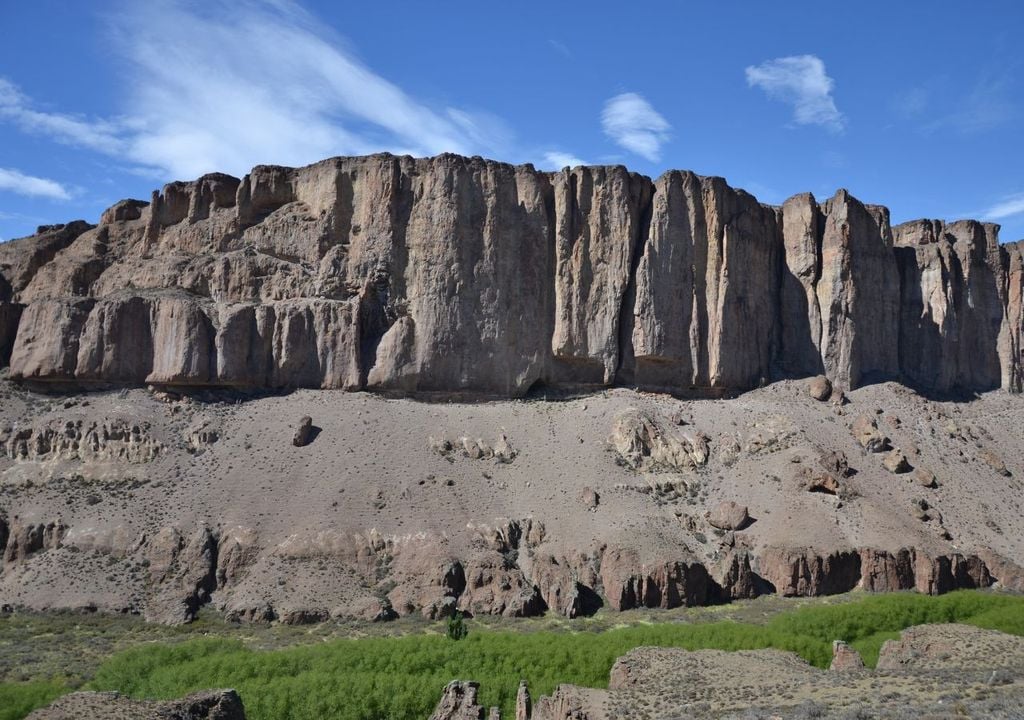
2,153,1021,397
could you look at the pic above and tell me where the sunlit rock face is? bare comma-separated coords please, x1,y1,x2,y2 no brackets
2,152,1021,396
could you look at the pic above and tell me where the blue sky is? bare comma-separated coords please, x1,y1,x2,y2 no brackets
1,0,1022,242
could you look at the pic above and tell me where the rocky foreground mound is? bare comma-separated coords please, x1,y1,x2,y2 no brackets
1,153,1022,398
430,624,1024,719
26,689,245,720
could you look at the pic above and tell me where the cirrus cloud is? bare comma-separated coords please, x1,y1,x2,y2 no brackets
0,0,512,181
745,55,845,132
0,168,71,200
601,93,671,162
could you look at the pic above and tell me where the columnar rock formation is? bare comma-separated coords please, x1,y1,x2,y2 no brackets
0,153,1020,396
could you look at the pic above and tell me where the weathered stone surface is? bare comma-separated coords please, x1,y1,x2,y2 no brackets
759,548,861,596
707,501,750,531
883,448,912,474
515,680,531,720
429,681,491,720
808,375,832,401
894,220,1008,393
2,153,1019,398
829,640,865,672
26,689,246,720
852,414,891,453
600,547,710,610
817,192,901,389
292,415,313,447
608,409,708,471
2,519,66,563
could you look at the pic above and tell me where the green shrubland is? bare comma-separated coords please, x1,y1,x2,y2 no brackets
4,590,1023,720
0,680,66,720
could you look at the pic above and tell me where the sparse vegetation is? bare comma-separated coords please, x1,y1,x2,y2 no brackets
2,591,1022,720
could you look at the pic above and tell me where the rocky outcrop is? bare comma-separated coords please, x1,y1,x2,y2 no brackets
829,640,865,672
759,548,862,596
894,220,1010,393
599,547,711,610
2,519,66,563
1,153,1020,397
0,417,161,463
144,526,219,624
608,409,709,471
26,689,245,720
429,681,497,720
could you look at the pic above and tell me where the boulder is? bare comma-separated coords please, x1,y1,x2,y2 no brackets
979,448,1011,476
579,487,599,510
883,449,912,474
707,501,750,531
292,416,313,447
913,467,937,488
808,375,832,401
851,414,891,453
829,640,865,672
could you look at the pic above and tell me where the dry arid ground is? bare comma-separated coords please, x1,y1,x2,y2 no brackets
1,374,1023,623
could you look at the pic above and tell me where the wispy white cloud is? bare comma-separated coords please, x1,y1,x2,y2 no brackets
0,168,71,200
983,192,1024,220
0,79,127,154
601,93,671,162
548,39,572,58
924,71,1014,135
0,0,510,180
892,87,929,119
540,151,588,169
745,55,845,132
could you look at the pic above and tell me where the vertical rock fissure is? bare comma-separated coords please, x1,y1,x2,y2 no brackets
614,179,656,386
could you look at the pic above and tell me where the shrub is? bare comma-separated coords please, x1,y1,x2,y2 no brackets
446,612,468,642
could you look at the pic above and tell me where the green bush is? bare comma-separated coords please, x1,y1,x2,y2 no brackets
446,612,468,641
4,590,1022,720
0,680,66,720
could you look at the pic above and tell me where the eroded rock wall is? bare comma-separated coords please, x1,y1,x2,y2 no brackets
2,153,1021,395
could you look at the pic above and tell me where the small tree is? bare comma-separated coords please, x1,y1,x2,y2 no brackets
446,611,468,641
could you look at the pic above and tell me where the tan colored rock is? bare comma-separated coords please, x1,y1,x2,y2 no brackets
707,501,750,531
978,448,1011,476
293,415,313,447
429,681,490,720
808,375,832,401
759,547,861,596
798,467,840,495
579,486,599,510
829,640,865,672
779,193,825,378
819,449,852,477
894,220,1008,393
26,689,245,720
817,191,900,389
515,680,531,720
609,409,708,471
599,547,710,610
883,448,912,474
456,553,544,618
913,467,937,488
851,414,891,453
2,519,66,563
3,154,1023,397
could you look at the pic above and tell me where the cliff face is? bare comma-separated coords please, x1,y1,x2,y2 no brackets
1,153,1021,396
